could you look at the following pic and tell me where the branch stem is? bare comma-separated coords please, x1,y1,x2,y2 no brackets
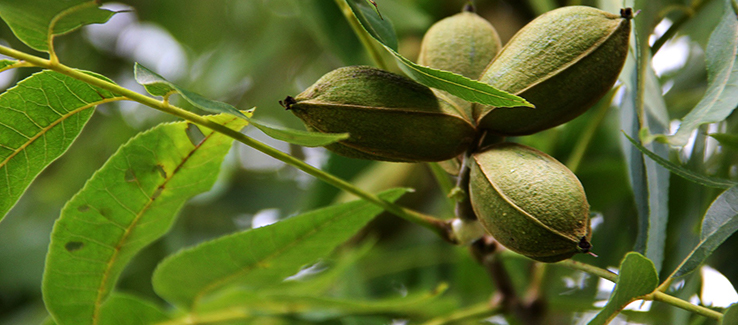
0,44,455,243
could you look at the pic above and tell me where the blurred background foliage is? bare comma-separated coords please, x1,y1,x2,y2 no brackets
0,0,736,324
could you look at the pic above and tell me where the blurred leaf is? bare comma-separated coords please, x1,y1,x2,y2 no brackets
134,63,348,147
99,293,170,325
624,133,738,188
672,187,738,277
0,0,115,52
588,252,659,325
710,133,738,150
192,283,451,321
722,303,738,325
343,0,533,109
0,70,124,222
42,114,247,325
294,0,364,65
657,1,738,146
527,0,557,15
0,59,17,71
152,188,409,310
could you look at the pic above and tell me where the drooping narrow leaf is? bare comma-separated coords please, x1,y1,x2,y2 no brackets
657,0,738,146
0,0,115,52
133,63,348,147
618,11,671,273
0,59,18,72
0,70,124,222
624,134,738,189
42,114,248,325
99,293,170,325
343,0,532,108
189,283,452,322
671,187,738,277
588,253,659,325
152,188,409,310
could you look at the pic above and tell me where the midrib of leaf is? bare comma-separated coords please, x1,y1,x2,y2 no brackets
0,97,123,193
190,202,377,310
90,119,235,324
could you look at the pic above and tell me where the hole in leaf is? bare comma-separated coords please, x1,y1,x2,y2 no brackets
65,241,84,252
186,123,206,146
125,169,137,182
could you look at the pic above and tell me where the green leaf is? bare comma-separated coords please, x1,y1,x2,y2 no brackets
624,133,738,189
343,0,532,108
0,70,124,222
99,293,170,325
588,252,659,325
672,186,738,277
134,63,347,147
0,59,18,72
656,1,738,146
152,188,409,310
710,133,738,151
42,114,248,325
191,284,451,321
0,0,115,52
722,303,738,325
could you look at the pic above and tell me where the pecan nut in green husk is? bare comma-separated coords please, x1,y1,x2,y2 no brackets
469,142,592,262
283,66,476,162
475,6,632,135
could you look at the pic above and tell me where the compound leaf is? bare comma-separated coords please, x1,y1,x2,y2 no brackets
0,70,124,222
42,114,248,325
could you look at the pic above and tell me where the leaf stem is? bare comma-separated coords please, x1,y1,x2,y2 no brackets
334,0,389,70
557,259,723,320
0,44,455,244
650,0,712,54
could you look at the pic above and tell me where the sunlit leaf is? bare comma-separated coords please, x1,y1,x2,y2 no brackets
624,133,738,189
588,252,659,325
657,1,738,146
42,114,248,325
99,293,170,325
152,188,409,310
0,70,124,222
343,0,532,108
134,63,347,147
0,0,115,52
672,187,738,277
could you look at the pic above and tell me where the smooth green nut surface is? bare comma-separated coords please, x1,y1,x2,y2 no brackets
285,66,476,162
469,143,591,262
418,7,502,80
475,6,631,135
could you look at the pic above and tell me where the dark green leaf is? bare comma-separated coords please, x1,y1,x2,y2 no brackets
722,303,738,325
657,1,738,146
42,114,248,325
589,253,659,325
0,0,115,52
343,0,532,108
710,133,738,151
99,293,170,325
152,188,409,310
134,63,347,147
672,186,738,277
624,133,738,189
0,70,124,222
